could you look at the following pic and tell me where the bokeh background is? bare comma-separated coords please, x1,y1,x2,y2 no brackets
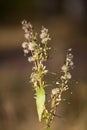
0,0,87,130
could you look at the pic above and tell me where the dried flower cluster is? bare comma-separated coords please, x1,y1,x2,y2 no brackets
21,20,74,129
22,20,51,122
47,49,74,127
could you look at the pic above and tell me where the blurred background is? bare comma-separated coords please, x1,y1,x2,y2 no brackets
0,0,87,130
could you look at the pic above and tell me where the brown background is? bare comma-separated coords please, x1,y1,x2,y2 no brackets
0,0,87,130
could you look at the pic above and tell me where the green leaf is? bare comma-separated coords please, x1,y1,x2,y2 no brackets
36,87,45,122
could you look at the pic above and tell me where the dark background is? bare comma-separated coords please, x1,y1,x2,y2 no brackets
0,0,87,130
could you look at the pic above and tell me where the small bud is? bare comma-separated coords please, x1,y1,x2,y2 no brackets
68,48,72,51
66,72,72,79
28,42,36,51
56,82,60,85
22,42,27,48
24,49,29,54
28,56,35,62
70,61,74,67
61,65,68,72
52,88,59,95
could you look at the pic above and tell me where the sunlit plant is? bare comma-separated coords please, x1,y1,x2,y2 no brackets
21,20,74,130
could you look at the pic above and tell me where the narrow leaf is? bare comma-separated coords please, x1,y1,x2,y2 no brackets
36,87,45,122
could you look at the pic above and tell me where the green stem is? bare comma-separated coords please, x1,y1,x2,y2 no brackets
47,126,51,130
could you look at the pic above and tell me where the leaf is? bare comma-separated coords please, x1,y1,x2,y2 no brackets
36,87,45,122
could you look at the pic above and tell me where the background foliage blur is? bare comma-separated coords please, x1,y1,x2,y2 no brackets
0,0,87,130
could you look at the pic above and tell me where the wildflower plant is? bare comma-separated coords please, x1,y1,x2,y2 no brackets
21,20,74,130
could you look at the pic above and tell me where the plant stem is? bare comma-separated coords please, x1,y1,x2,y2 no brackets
47,126,51,130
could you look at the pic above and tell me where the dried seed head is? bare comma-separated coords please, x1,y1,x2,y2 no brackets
40,26,51,44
